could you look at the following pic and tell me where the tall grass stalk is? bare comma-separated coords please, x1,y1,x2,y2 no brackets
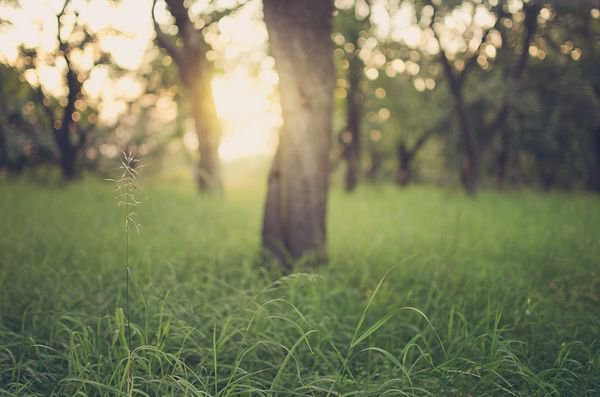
108,152,141,395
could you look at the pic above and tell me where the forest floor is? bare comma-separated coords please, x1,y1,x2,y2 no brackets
1,180,599,396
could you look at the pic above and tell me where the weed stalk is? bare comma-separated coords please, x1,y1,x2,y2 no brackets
108,152,141,396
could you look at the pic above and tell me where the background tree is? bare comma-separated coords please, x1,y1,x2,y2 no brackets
262,0,335,267
151,0,243,194
0,63,55,174
420,0,540,193
12,0,114,179
334,2,373,192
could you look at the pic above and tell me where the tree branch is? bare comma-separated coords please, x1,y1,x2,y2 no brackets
151,0,186,68
458,3,504,85
426,1,461,96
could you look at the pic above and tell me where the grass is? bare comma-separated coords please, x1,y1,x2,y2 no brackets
0,179,599,396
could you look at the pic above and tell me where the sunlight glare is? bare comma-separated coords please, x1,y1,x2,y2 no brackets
211,69,280,162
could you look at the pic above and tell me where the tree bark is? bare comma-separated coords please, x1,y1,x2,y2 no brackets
262,0,335,268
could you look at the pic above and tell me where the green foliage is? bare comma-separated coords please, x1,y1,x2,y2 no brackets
1,181,599,395
506,58,600,188
0,64,56,172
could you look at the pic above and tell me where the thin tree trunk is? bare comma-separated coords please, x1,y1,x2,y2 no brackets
395,142,412,187
55,64,80,180
55,126,77,179
428,1,538,195
343,30,362,192
495,128,512,189
262,0,335,268
454,92,480,195
493,2,540,190
540,170,556,191
435,33,481,195
365,148,382,182
191,74,222,193
586,126,600,193
394,130,433,187
153,0,223,194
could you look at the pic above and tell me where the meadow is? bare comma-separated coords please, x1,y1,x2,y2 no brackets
1,180,599,396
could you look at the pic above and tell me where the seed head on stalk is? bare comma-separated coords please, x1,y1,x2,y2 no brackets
106,151,141,395
109,151,142,235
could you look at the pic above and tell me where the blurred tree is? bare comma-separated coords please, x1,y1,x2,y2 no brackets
262,0,335,268
12,0,112,179
0,64,54,173
151,0,242,194
533,2,600,192
503,52,599,190
369,59,449,186
423,0,541,194
334,2,372,192
486,1,600,190
492,1,552,189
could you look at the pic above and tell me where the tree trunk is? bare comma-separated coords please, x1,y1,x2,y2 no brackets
55,62,81,180
540,170,555,191
343,31,362,192
153,0,223,194
56,127,77,179
190,73,222,194
262,0,335,268
586,126,600,193
454,93,480,195
495,129,512,190
493,3,540,191
438,46,481,195
365,148,382,182
395,142,412,187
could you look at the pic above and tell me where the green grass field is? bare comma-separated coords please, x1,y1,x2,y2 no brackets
1,180,599,396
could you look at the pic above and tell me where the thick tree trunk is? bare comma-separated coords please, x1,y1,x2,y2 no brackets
262,0,335,268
